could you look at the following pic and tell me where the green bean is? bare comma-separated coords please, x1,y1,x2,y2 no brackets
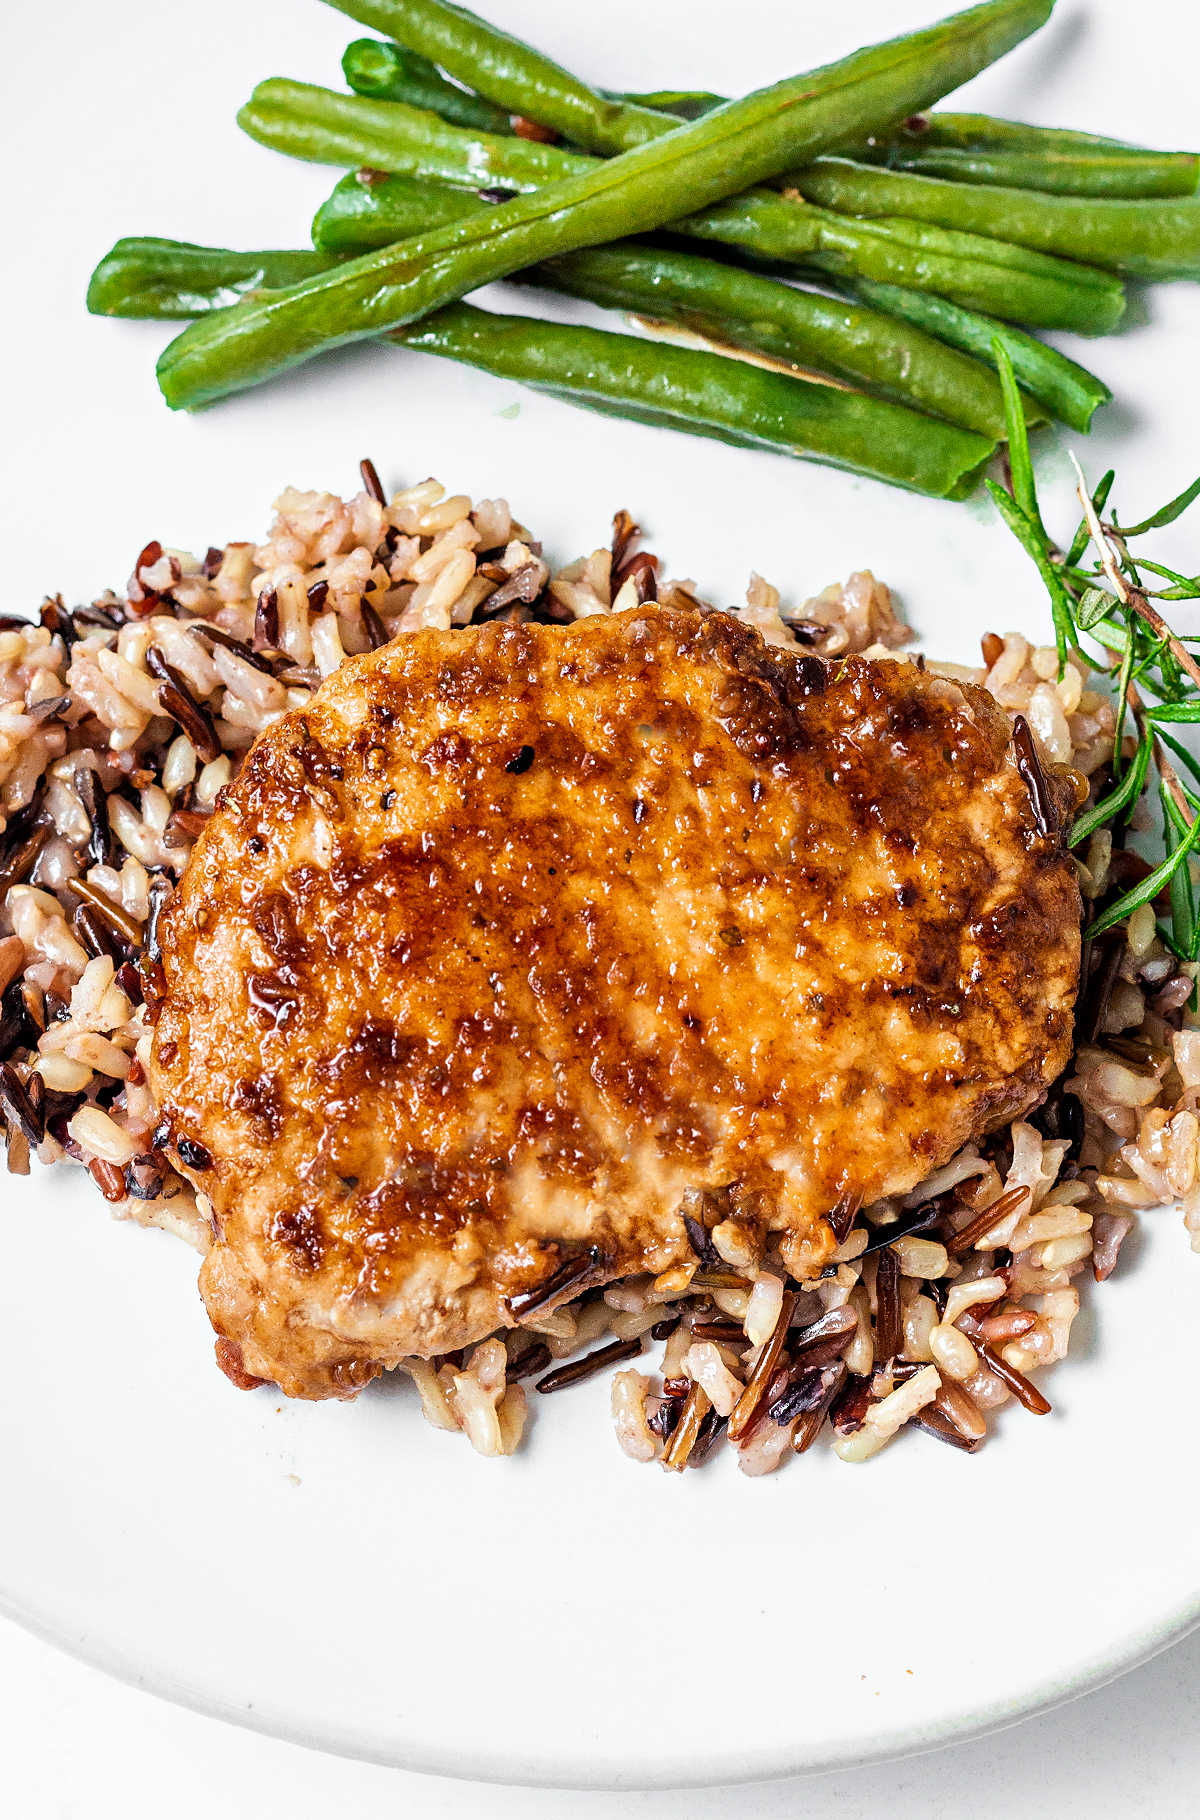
342,38,723,139
80,236,998,497
842,277,1109,431
857,113,1200,198
686,199,1123,332
609,89,726,123
311,170,471,248
162,0,1058,409
787,158,1200,281
310,174,1035,434
322,0,679,155
536,245,1038,437
86,239,339,318
855,143,1199,198
237,80,576,188
342,38,513,134
326,1,1195,200
244,80,1126,333
388,301,997,497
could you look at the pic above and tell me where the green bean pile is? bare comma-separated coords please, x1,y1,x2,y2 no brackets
87,0,1199,499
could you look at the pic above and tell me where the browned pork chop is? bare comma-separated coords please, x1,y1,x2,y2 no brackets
148,605,1081,1399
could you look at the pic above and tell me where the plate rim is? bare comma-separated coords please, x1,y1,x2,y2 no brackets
5,1577,1198,1788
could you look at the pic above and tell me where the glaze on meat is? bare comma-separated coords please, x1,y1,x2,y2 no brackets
148,605,1081,1399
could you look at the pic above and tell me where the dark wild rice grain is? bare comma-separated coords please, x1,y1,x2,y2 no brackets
0,823,49,894
534,1335,643,1395
789,1302,857,1367
73,767,115,869
359,457,386,505
479,562,547,614
145,649,221,762
646,1394,684,1441
688,1407,729,1466
687,1319,748,1345
70,876,144,946
727,1288,795,1440
505,1339,552,1381
874,1245,902,1362
176,1135,214,1171
792,1362,848,1453
690,1268,751,1291
858,1199,943,1256
124,1154,166,1200
947,1183,1030,1255
826,1192,862,1244
830,1372,873,1436
1012,713,1057,838
254,588,280,649
188,622,277,676
505,1247,606,1320
967,1330,1052,1413
683,1212,720,1268
914,1407,983,1452
610,509,638,574
145,874,172,963
360,597,389,650
0,1062,44,1145
72,903,129,963
661,1381,711,1471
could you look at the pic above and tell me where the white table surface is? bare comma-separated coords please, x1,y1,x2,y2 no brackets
5,1614,1199,1815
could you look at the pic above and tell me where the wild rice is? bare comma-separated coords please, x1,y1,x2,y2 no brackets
3,463,1197,1466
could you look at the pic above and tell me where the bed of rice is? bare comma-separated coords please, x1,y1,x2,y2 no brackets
2,462,1198,1472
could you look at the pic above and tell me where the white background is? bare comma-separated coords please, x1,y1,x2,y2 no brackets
3,0,1199,1808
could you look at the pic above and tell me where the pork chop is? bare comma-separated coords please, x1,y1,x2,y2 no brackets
148,604,1081,1399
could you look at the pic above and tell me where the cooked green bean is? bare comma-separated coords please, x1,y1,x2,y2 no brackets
857,112,1200,198
342,38,726,138
310,173,1036,434
237,80,576,187
788,158,1200,280
609,88,725,122
388,301,997,497
842,277,1109,431
244,80,1126,332
311,169,475,248
342,37,513,134
686,199,1123,332
162,0,1058,408
86,239,339,318
80,236,999,496
325,0,1195,199
322,0,680,155
536,245,1038,437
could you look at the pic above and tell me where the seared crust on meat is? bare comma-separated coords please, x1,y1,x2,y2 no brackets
148,605,1081,1399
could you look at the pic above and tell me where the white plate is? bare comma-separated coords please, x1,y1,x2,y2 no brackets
3,0,1199,1789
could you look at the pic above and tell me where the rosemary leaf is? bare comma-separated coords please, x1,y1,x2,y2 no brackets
1077,585,1119,630
1145,701,1200,724
984,479,1075,669
1120,475,1200,538
1086,813,1200,942
992,334,1039,530
1155,728,1200,792
1068,735,1152,848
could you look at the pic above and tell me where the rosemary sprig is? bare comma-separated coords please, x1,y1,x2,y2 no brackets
987,339,1200,955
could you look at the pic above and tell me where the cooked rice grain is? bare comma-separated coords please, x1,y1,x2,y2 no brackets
3,465,1197,1469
